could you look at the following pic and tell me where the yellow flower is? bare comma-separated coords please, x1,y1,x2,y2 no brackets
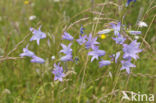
24,0,29,5
100,34,106,39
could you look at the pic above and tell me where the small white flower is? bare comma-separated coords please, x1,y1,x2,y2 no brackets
109,71,112,79
97,29,112,34
134,36,139,40
2,89,11,94
36,68,40,74
138,21,148,27
51,56,55,60
54,0,60,2
29,15,36,21
31,3,35,7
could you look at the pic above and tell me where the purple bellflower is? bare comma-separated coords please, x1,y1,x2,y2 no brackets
110,22,121,36
109,52,120,63
30,26,46,45
62,32,73,41
123,40,142,60
126,0,136,6
80,25,85,34
110,54,115,61
99,60,111,68
120,58,136,74
127,30,141,35
60,43,72,55
115,52,120,63
31,55,45,64
97,29,112,35
52,63,65,82
76,35,87,45
112,35,126,44
20,45,35,57
88,47,105,62
60,43,73,62
85,34,99,49
60,54,73,62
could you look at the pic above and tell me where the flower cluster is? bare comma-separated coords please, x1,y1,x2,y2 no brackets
20,26,46,64
51,32,74,81
85,35,111,67
77,28,111,67
20,20,143,82
52,26,112,81
98,22,142,74
60,43,73,62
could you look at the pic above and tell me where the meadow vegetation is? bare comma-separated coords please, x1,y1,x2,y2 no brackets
0,0,156,103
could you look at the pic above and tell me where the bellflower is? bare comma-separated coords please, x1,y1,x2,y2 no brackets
120,58,136,74
60,43,72,55
110,54,115,61
52,63,65,82
134,36,139,40
110,22,121,36
126,0,136,6
80,25,84,34
110,52,120,63
85,34,99,49
112,35,126,44
123,40,142,60
30,26,46,45
76,35,87,45
115,52,120,63
88,48,105,62
99,60,111,68
74,56,79,64
31,55,45,64
29,15,36,21
62,32,73,41
20,45,35,57
127,30,141,35
97,29,112,35
60,54,73,62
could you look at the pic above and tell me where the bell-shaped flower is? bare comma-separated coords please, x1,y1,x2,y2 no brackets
99,60,111,68
52,63,65,82
76,35,87,45
62,32,73,41
31,55,45,64
60,43,72,55
85,34,99,49
88,47,105,62
30,26,46,45
110,22,121,36
112,35,126,44
60,54,73,62
120,58,136,74
20,45,35,57
123,40,142,60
